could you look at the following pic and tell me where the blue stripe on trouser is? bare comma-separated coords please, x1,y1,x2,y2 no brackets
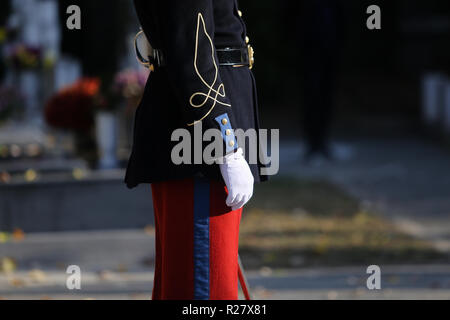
193,179,210,300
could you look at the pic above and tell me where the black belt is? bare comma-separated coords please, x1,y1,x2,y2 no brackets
136,42,254,70
217,47,251,67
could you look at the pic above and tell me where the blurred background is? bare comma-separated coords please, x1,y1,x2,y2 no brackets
0,0,449,300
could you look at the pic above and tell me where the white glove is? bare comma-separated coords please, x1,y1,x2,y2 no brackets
219,148,254,211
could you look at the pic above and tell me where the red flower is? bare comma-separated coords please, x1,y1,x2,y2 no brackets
45,78,102,132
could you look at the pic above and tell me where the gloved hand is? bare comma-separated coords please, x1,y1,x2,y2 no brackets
219,148,254,211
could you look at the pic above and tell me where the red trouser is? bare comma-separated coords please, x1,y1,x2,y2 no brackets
151,178,242,300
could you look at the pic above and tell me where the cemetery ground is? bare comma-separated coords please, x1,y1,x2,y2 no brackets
0,135,450,300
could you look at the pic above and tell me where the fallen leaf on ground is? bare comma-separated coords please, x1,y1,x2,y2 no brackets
98,270,115,281
117,264,128,273
12,229,25,241
0,257,17,273
0,232,9,244
28,269,47,283
8,277,25,288
144,225,155,235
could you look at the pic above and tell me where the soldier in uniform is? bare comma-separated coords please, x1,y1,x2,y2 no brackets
127,0,266,300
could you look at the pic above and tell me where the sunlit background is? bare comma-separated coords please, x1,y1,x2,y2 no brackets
0,0,449,300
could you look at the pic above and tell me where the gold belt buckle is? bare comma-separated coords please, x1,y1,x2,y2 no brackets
247,45,255,69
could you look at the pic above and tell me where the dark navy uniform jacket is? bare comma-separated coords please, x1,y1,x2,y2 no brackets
125,0,266,189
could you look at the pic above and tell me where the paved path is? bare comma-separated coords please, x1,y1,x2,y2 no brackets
1,267,449,300
0,230,449,300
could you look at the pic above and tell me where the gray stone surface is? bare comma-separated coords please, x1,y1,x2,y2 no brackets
0,172,154,232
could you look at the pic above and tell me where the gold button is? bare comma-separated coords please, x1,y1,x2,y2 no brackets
238,10,243,17
245,36,250,44
225,129,232,136
222,118,228,125
229,140,235,147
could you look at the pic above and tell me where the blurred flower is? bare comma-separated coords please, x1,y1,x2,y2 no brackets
73,78,101,96
5,44,42,70
112,68,149,112
44,78,103,132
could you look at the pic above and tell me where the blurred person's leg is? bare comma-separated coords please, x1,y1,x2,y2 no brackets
151,178,242,300
302,58,335,158
300,0,342,160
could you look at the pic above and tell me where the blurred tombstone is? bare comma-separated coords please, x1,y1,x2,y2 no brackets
8,0,61,126
38,0,61,57
11,0,40,47
421,73,447,127
55,56,81,91
17,71,40,123
38,0,60,102
96,111,118,169
9,0,40,124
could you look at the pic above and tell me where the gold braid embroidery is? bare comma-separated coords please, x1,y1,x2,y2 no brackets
187,13,231,127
